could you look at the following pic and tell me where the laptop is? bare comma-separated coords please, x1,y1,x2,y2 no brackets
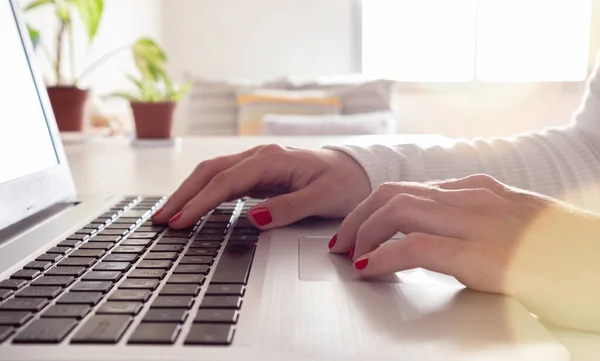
0,1,570,360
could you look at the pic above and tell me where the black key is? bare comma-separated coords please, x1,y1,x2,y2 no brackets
36,253,63,262
58,258,96,268
228,234,258,243
163,230,191,238
143,252,178,261
97,302,143,315
234,219,253,228
13,318,77,344
232,228,260,236
56,292,103,305
70,249,106,259
211,244,255,284
71,315,132,344
23,261,52,271
16,286,62,299
103,253,138,263
167,274,204,285
206,284,245,296
200,296,242,309
106,223,133,230
128,269,165,279
160,284,200,296
150,244,183,253
0,298,48,311
136,226,165,233
93,262,130,272
58,239,81,248
45,266,86,277
207,214,233,223
0,326,14,342
128,232,158,239
31,276,75,287
158,238,188,245
119,279,160,290
112,246,145,254
151,296,194,309
143,309,188,323
185,249,217,257
85,222,104,229
46,247,70,255
179,256,213,265
82,271,122,282
201,222,229,229
137,260,172,269
97,229,127,236
91,235,121,243
194,309,239,324
185,324,234,345
76,228,98,235
0,311,32,326
71,281,113,293
128,323,181,344
11,269,41,280
173,265,210,274
122,210,149,218
79,242,114,251
66,233,90,242
120,239,153,247
197,228,225,235
109,290,151,302
112,217,139,224
0,279,27,290
42,304,91,319
190,241,221,249
0,289,12,301
212,209,234,215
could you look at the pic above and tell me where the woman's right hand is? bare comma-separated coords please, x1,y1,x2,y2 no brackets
152,144,372,230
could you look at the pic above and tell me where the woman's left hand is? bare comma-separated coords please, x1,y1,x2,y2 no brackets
329,174,600,332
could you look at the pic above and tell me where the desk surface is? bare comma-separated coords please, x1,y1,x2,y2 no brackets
63,135,600,361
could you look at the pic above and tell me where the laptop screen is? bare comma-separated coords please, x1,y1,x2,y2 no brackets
0,1,59,185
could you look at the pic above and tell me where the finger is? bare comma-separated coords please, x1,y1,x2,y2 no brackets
152,148,256,224
353,232,468,278
352,193,492,259
169,153,291,228
246,180,337,230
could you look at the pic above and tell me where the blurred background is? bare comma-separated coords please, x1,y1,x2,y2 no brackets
20,0,600,139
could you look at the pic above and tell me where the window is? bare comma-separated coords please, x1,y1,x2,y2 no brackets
361,0,593,82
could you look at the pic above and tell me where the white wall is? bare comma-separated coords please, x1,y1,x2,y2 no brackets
20,0,163,95
162,0,356,81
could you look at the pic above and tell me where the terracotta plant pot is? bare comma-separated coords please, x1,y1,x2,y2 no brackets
130,101,176,139
46,86,89,132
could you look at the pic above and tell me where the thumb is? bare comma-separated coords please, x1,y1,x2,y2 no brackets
246,185,325,230
353,233,467,277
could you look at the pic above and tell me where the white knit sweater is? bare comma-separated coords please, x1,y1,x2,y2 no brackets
328,62,600,211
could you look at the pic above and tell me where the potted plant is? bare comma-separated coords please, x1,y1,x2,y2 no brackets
24,0,104,132
111,38,192,139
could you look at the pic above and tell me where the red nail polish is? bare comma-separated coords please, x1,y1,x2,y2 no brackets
169,211,183,223
328,234,337,250
249,207,272,226
354,258,369,270
153,208,163,217
349,246,355,260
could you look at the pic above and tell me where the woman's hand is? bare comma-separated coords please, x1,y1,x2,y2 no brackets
331,174,600,331
152,144,371,230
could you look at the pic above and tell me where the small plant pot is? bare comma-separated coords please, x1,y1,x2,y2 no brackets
46,86,89,132
130,101,176,139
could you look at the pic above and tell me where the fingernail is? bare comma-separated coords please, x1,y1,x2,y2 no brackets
328,234,337,250
349,246,355,260
354,258,369,271
248,207,272,226
153,208,163,217
169,211,183,223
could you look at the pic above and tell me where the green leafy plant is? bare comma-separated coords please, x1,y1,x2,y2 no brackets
24,0,104,86
111,38,193,103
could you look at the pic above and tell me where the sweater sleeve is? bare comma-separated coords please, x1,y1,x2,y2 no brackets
326,62,600,210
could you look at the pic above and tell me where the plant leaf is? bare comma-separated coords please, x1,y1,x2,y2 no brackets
170,80,193,101
68,0,103,42
24,0,54,12
55,0,71,22
107,91,139,102
132,38,167,82
27,24,41,48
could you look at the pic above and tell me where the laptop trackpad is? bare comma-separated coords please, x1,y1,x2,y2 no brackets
298,236,401,283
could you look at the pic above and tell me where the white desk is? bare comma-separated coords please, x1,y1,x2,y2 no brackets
63,135,600,361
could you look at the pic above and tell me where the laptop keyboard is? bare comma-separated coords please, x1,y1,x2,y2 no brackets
0,196,260,346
